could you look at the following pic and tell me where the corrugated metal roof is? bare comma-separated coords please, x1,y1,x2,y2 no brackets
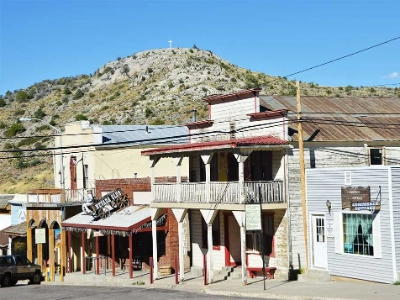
0,195,13,209
142,135,288,156
2,222,26,236
98,125,189,147
260,96,400,142
62,205,150,231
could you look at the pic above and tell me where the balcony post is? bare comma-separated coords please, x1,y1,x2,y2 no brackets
200,209,218,284
149,157,160,201
234,152,251,204
201,154,214,203
233,211,247,285
174,157,183,202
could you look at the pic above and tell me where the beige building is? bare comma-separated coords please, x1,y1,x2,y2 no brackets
55,121,189,202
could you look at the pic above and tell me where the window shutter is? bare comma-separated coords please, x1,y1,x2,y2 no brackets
334,212,343,254
373,213,382,258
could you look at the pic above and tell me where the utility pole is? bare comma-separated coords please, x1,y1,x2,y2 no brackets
297,81,308,269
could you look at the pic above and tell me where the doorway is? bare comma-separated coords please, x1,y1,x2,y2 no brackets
311,215,327,269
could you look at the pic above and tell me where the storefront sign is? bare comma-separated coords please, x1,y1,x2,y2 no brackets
35,228,46,244
245,204,262,231
341,186,380,211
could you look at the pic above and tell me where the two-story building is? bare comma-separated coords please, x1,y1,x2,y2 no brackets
143,89,400,284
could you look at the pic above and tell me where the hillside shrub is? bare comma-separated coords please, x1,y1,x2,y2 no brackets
15,90,32,102
0,98,6,107
73,89,84,99
75,114,88,121
64,87,72,95
14,109,25,116
33,107,46,119
5,123,26,137
145,107,153,117
17,137,41,147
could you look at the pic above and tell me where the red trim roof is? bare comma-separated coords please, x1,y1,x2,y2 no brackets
247,109,289,120
142,135,287,156
183,120,214,129
204,89,261,104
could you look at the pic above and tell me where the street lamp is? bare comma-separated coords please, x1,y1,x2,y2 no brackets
19,117,65,190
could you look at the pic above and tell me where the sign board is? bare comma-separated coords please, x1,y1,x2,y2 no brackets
245,204,262,231
341,186,380,211
35,228,46,244
326,217,334,238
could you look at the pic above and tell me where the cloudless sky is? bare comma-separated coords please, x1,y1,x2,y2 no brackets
0,0,399,95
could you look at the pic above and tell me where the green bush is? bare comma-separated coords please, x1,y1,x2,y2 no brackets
150,118,165,125
73,89,84,99
15,90,31,102
64,87,72,95
14,109,25,116
145,107,153,117
17,137,41,147
33,107,46,119
122,64,130,76
75,114,88,121
0,98,6,107
4,142,13,149
5,123,26,137
0,121,6,129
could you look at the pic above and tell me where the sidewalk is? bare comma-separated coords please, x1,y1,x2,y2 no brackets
45,271,400,300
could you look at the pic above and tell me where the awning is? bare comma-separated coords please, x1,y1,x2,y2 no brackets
2,222,27,237
62,206,167,236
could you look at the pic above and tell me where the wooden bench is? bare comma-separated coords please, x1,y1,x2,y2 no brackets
247,267,277,279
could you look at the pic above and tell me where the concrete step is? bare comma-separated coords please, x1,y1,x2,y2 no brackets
298,269,331,282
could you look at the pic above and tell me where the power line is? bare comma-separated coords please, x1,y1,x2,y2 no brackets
283,36,400,78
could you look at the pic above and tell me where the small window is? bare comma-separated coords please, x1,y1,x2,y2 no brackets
369,148,383,165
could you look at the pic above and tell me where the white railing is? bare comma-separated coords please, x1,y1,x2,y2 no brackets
64,189,86,203
153,181,285,204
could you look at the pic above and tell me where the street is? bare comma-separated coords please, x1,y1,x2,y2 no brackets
1,284,281,300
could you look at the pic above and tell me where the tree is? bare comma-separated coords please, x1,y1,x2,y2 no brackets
122,64,130,76
16,90,29,102
0,98,6,107
33,107,46,119
75,114,88,121
5,123,26,138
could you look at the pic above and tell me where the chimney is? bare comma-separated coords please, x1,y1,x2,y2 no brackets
191,109,197,122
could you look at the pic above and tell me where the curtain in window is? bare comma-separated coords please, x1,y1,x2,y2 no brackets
360,214,373,246
344,214,358,253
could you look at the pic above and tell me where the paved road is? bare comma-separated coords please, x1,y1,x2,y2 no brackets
2,284,281,300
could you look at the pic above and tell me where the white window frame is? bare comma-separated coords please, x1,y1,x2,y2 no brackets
334,211,381,258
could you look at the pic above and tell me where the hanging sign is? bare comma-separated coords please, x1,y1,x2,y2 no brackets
245,204,262,231
341,186,380,211
35,228,46,244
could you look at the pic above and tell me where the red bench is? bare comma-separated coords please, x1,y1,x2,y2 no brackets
247,267,276,279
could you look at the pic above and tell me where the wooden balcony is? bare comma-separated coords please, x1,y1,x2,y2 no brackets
153,181,285,205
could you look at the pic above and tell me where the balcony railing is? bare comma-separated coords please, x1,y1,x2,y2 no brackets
153,181,285,204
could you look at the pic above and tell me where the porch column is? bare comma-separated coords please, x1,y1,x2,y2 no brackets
37,243,43,272
111,234,115,276
27,227,33,262
49,228,55,281
7,236,12,255
81,231,86,274
175,157,183,202
201,154,214,203
233,211,247,285
200,209,219,284
151,208,163,280
129,234,133,279
96,236,99,275
172,209,188,282
234,152,251,204
150,157,160,201
68,230,72,273
60,229,66,281
152,219,158,280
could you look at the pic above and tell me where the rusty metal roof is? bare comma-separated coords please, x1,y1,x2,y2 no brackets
260,96,400,142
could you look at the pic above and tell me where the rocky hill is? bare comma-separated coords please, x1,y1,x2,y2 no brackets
0,47,399,193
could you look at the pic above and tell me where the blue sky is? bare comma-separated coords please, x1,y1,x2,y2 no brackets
0,0,399,95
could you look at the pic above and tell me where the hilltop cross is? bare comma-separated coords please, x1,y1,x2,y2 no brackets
168,39,173,48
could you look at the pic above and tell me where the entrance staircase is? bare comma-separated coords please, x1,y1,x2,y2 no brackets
191,266,243,282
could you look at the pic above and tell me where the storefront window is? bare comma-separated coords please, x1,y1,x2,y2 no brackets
343,213,373,256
